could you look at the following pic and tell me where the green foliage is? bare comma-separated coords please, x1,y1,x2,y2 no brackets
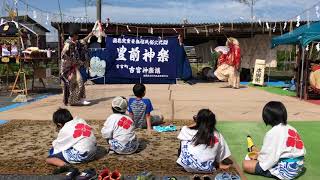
209,51,219,67
0,64,19,74
0,62,59,79
306,44,320,61
276,49,296,71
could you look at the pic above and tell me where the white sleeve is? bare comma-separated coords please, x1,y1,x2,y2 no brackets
52,131,71,148
177,126,193,141
258,131,281,171
61,42,70,58
101,117,115,139
215,133,231,162
177,126,187,140
52,126,76,153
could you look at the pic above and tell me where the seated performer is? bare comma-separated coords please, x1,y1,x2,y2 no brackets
214,37,241,89
206,46,229,81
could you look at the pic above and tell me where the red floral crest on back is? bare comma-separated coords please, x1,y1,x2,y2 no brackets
118,117,133,129
73,123,92,138
214,136,219,144
210,136,219,146
286,129,304,149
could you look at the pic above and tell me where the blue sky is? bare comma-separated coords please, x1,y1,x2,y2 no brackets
1,0,319,41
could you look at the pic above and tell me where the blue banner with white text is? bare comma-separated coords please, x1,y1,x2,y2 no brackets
106,36,178,80
83,36,192,84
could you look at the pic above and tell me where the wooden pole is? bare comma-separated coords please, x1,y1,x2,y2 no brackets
57,28,62,77
250,0,254,38
171,100,174,123
96,0,101,21
300,48,305,99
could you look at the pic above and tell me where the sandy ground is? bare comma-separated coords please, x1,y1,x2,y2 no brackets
0,83,320,121
0,119,240,177
1,83,318,177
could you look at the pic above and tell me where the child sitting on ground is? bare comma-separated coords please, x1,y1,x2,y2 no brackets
177,109,233,173
46,108,97,167
128,83,163,131
242,101,306,180
101,96,139,154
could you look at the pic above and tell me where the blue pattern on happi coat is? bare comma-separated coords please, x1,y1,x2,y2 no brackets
271,158,304,179
110,138,139,154
179,141,215,172
62,147,95,163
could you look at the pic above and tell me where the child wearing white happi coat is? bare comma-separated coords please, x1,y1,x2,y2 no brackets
243,101,306,180
101,96,139,154
46,108,97,167
177,109,233,173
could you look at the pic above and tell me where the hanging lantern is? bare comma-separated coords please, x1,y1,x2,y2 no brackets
178,34,183,45
173,28,177,33
106,18,110,28
296,16,301,27
266,22,270,29
283,22,287,30
33,10,37,19
45,13,49,25
127,25,131,32
194,27,199,34
272,22,276,32
150,27,153,34
316,43,320,52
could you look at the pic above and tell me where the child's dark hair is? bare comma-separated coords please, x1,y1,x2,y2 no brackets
262,101,287,126
133,83,146,98
53,108,73,125
191,109,217,147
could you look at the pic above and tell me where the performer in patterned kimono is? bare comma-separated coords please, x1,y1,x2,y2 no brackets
61,32,93,106
227,37,241,89
214,37,241,89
